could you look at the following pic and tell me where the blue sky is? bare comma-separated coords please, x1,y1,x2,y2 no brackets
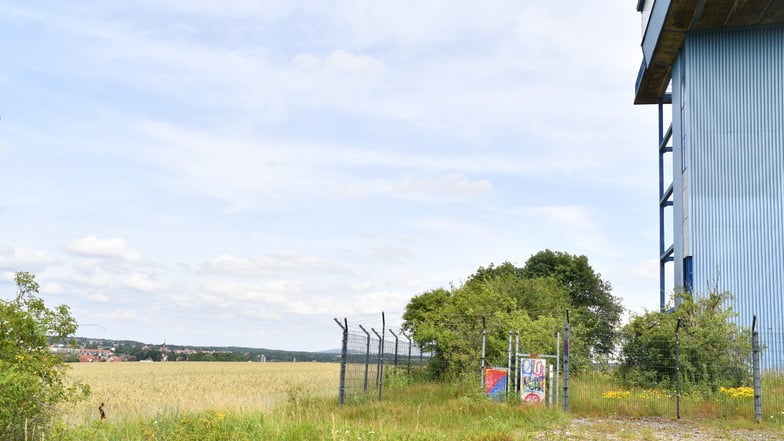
0,1,663,351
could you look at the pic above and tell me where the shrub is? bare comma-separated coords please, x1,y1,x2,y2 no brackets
0,272,89,440
618,291,751,392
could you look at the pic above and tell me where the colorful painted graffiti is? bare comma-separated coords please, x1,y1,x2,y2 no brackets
520,358,546,403
484,367,508,400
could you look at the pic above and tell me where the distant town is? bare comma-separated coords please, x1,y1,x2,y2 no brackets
49,337,341,363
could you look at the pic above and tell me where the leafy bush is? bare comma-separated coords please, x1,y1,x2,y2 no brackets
0,272,89,440
618,291,751,392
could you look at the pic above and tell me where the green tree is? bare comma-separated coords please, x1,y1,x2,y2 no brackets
618,291,751,391
521,250,623,356
0,272,89,440
464,262,571,317
402,266,578,379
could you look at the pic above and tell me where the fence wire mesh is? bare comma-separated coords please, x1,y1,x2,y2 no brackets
337,312,784,422
760,328,784,422
336,318,430,404
570,316,783,422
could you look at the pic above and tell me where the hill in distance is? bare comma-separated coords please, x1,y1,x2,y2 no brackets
71,336,341,363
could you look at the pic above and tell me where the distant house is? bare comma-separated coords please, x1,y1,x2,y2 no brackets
76,348,120,362
49,344,78,355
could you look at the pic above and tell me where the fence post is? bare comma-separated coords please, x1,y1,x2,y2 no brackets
481,316,487,389
548,363,554,407
514,331,520,395
389,329,399,369
372,328,383,400
403,331,412,375
507,331,513,398
675,318,682,420
359,325,371,394
753,315,762,423
556,332,561,406
563,310,570,412
380,312,385,400
334,318,348,405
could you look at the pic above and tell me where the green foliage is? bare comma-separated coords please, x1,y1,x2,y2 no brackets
403,254,607,379
0,272,89,440
521,250,623,355
618,291,751,391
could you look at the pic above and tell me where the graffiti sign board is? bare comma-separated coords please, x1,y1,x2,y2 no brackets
520,358,546,403
484,367,508,400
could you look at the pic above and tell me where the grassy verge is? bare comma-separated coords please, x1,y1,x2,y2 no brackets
569,371,784,422
58,381,568,440
53,375,784,440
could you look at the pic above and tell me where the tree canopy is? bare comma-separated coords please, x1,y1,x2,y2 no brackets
521,250,623,355
402,250,619,378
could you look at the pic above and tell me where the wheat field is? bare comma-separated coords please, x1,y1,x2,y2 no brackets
61,361,340,425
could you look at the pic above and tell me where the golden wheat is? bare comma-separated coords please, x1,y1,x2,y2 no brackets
62,362,339,424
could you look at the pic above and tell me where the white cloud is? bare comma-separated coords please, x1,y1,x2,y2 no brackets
85,292,109,303
70,272,113,289
136,0,299,20
291,50,388,76
197,280,290,305
96,309,138,320
354,291,411,314
120,273,168,293
348,280,377,291
131,120,642,212
235,306,281,321
285,298,338,315
40,282,65,295
65,235,142,262
0,247,58,270
202,253,348,277
387,174,493,201
410,217,493,239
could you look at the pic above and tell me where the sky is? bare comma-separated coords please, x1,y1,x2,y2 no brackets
0,1,664,352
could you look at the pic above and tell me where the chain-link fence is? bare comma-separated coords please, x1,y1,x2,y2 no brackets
334,316,430,404
336,311,783,422
567,315,784,422
758,326,784,422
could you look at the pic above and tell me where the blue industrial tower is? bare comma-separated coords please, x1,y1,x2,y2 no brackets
635,1,784,336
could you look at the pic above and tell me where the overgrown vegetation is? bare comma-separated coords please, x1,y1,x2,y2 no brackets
402,250,623,379
61,379,569,440
0,272,89,440
44,353,784,439
618,291,751,391
57,372,784,440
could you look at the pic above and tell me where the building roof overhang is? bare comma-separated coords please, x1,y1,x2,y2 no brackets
635,0,784,104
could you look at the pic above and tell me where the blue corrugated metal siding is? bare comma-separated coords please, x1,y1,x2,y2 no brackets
683,25,784,356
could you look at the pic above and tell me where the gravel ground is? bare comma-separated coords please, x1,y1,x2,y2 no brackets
532,418,784,440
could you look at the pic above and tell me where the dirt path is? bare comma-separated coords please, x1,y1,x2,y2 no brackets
533,418,783,440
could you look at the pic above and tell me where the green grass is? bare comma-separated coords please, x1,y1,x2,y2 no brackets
57,381,569,440
568,371,784,423
50,372,784,440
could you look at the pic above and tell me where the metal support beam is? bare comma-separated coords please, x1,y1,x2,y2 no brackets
658,96,673,311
